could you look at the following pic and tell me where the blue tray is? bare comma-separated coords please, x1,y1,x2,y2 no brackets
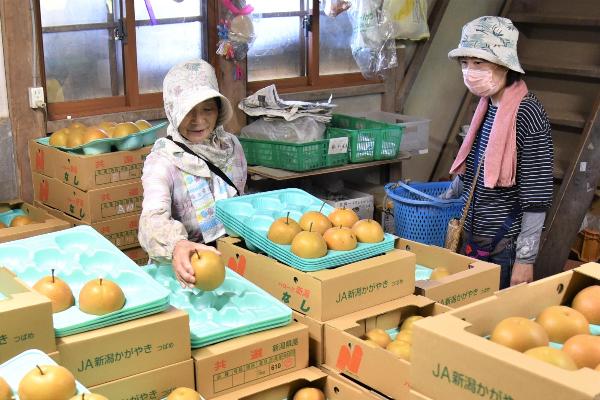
0,226,170,337
41,121,167,154
146,264,292,348
216,189,396,272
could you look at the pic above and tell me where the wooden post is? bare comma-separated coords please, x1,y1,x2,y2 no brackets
535,95,600,279
217,59,247,134
0,0,46,202
381,46,402,113
215,1,247,134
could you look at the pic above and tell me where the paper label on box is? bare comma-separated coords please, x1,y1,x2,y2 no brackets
212,349,297,394
328,137,348,155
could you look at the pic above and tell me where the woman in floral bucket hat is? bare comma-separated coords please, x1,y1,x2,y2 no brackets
441,16,554,288
139,59,247,288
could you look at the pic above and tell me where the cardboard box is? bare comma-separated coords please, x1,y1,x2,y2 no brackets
193,322,309,399
123,246,149,266
0,267,56,362
29,138,151,191
410,262,600,400
57,307,190,387
90,359,195,399
345,182,391,210
292,311,325,366
48,351,60,364
323,295,449,399
35,201,141,250
210,366,388,400
318,188,374,220
396,238,500,308
410,389,433,400
0,201,70,243
217,237,416,321
32,172,143,223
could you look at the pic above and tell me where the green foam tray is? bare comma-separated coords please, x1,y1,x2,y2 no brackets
146,264,292,348
40,121,167,154
216,189,396,271
0,226,170,337
415,264,433,281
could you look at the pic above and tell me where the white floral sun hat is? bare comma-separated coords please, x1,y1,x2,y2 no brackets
448,16,525,74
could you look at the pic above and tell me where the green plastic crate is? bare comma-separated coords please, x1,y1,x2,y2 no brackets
239,137,348,172
326,114,404,163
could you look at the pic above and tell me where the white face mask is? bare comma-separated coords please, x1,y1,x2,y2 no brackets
462,66,505,97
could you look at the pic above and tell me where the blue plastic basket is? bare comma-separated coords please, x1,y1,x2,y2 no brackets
384,181,464,247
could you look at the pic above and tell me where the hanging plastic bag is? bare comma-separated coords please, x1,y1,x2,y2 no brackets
347,0,397,79
383,0,429,40
323,0,352,17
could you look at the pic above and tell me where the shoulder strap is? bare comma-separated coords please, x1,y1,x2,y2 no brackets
165,136,240,196
458,154,484,232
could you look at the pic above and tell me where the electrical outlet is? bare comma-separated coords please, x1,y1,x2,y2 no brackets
28,87,45,109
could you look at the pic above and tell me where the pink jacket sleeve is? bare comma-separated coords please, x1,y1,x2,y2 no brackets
138,152,188,262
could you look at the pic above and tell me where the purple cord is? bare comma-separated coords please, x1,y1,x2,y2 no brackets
144,0,157,25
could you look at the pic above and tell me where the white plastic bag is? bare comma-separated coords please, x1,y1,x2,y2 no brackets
383,0,430,40
240,117,326,144
347,0,397,79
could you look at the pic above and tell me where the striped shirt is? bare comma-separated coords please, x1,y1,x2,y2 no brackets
461,92,554,238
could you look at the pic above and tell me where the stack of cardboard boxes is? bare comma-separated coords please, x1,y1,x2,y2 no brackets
28,139,149,265
0,266,195,398
61,308,193,398
216,234,501,399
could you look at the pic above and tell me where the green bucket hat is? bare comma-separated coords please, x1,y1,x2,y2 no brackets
448,16,525,74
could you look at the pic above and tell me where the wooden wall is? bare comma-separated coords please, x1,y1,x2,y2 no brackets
0,1,46,202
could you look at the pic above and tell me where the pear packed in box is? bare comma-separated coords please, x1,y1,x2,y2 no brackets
145,261,292,348
486,283,600,362
215,188,396,272
0,226,170,337
0,349,89,400
41,120,167,155
0,207,31,229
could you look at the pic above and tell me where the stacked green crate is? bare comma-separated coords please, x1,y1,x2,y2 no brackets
239,136,348,172
326,114,404,163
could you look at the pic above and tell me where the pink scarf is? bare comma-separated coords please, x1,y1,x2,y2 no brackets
450,80,528,188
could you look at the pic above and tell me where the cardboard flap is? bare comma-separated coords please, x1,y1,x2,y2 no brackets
578,262,600,279
322,367,393,399
414,312,472,333
0,267,29,295
396,238,474,273
327,295,436,331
